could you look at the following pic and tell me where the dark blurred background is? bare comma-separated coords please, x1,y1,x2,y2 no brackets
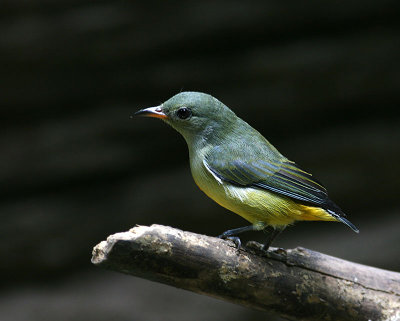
1,1,400,320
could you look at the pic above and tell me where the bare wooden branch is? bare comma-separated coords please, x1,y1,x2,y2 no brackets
91,224,400,321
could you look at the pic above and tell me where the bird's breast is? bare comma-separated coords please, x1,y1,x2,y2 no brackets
189,153,289,226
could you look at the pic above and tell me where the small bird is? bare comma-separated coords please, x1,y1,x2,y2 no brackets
135,92,358,249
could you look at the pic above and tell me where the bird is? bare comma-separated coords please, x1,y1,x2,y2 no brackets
135,91,358,250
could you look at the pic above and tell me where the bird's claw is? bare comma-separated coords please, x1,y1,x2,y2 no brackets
263,247,287,261
218,234,242,250
245,241,287,260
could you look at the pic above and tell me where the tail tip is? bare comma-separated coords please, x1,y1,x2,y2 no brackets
338,216,359,233
327,209,359,233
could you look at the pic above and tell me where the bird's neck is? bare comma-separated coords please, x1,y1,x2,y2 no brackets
185,132,213,159
184,120,239,161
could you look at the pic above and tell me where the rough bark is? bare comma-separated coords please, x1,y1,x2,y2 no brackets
92,224,400,321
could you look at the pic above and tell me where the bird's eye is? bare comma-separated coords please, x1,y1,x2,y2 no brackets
176,107,192,120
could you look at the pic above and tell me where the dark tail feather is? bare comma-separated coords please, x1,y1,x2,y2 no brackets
327,209,359,233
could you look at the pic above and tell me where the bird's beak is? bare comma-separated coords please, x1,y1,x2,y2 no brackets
134,105,167,119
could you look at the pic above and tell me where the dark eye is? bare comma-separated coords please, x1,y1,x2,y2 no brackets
176,107,192,120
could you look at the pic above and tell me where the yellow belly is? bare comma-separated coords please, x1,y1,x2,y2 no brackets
192,160,337,229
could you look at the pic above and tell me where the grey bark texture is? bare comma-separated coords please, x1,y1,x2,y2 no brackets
92,225,400,321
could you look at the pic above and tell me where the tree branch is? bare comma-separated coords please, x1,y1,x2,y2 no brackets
91,224,400,321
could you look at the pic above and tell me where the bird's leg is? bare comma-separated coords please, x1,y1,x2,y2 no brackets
218,225,255,250
262,226,285,250
219,225,255,237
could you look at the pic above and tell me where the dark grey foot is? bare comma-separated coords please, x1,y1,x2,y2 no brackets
218,235,242,250
263,247,287,261
246,241,287,261
218,225,255,250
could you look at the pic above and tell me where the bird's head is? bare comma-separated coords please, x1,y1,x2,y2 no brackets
135,92,237,144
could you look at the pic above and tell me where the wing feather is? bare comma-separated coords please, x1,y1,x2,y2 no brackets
205,146,335,211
